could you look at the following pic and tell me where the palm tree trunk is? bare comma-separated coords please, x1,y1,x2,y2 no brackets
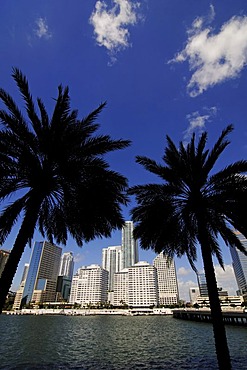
0,199,41,314
200,240,232,370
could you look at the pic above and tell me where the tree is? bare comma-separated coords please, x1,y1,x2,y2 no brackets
0,68,130,313
129,125,247,370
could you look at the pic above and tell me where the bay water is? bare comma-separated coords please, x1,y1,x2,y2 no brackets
0,314,246,369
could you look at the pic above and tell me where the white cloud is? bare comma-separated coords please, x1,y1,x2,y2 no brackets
171,8,247,96
35,18,52,39
178,279,197,302
73,253,85,264
215,264,238,295
177,263,238,302
177,266,193,276
89,0,141,56
184,106,217,140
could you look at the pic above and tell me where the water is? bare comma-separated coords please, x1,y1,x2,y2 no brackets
0,315,246,370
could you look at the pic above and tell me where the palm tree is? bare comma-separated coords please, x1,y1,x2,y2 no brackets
129,125,247,370
0,68,130,313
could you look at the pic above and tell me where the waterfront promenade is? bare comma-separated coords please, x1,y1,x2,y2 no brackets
4,307,173,316
5,307,247,326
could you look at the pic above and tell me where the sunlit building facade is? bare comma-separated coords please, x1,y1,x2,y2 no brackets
113,268,129,306
102,245,122,291
153,253,179,305
189,287,200,305
128,261,159,307
13,263,29,310
69,264,108,306
59,252,74,280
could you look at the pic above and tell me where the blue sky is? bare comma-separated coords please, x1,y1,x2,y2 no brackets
1,0,247,301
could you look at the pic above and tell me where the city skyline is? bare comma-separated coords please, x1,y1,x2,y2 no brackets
10,232,240,303
10,233,241,302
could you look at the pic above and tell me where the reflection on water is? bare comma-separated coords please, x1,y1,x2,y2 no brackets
0,315,246,369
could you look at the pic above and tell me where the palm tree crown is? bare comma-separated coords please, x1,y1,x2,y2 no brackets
130,125,247,264
0,68,130,312
129,125,247,370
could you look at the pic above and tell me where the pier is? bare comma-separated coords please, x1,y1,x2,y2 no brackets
173,309,247,326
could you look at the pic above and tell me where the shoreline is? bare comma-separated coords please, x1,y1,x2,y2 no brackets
4,307,173,316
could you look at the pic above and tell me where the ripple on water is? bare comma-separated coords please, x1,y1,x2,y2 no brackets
0,315,246,370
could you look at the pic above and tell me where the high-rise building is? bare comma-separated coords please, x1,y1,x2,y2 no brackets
102,246,122,291
128,261,159,307
56,276,72,302
121,221,138,269
197,273,208,297
69,264,108,306
153,253,179,305
59,252,74,280
0,249,10,278
13,263,29,310
230,231,247,295
56,252,74,302
22,241,62,305
21,263,29,283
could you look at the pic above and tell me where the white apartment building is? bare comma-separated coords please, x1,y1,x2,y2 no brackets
113,268,129,306
69,264,108,306
102,246,122,291
153,253,179,305
128,261,159,307
189,287,200,305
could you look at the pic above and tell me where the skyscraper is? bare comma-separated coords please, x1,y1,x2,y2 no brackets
13,263,29,310
0,249,10,278
121,221,138,269
102,245,122,291
56,252,74,302
59,252,74,280
197,272,209,297
153,253,179,305
22,241,62,305
230,231,247,295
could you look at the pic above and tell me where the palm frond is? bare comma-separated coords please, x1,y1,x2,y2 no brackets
37,98,49,130
12,68,42,136
203,124,233,175
80,102,106,134
0,196,27,244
